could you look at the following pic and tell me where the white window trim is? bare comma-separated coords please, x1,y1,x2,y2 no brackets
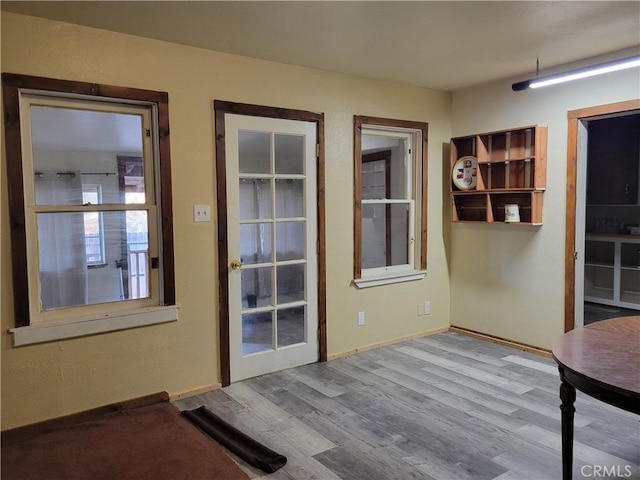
10,304,180,347
353,270,427,289
20,93,161,325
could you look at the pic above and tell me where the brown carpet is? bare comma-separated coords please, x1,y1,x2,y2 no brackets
1,401,250,480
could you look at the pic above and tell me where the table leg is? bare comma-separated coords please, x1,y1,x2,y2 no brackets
559,369,576,480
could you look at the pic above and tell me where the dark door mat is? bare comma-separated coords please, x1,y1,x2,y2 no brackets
182,406,287,473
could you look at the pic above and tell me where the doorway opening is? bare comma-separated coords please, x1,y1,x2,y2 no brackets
566,100,640,331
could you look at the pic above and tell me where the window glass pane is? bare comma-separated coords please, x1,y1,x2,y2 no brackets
361,158,387,200
241,267,272,309
361,134,407,200
82,186,100,205
277,264,305,304
361,203,410,269
275,179,303,218
277,306,305,347
30,106,145,205
242,311,273,355
239,178,272,220
275,134,304,174
84,212,104,264
83,185,104,265
119,156,146,204
239,131,271,174
125,211,150,301
84,229,103,264
276,221,305,261
37,210,149,310
240,223,272,265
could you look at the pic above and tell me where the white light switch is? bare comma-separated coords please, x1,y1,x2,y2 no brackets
194,204,211,222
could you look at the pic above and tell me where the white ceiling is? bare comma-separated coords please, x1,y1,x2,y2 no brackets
2,1,639,91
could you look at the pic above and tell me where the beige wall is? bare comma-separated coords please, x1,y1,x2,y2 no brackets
1,13,452,429
450,69,640,349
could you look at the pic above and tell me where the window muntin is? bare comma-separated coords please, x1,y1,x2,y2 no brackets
354,116,427,282
19,94,159,323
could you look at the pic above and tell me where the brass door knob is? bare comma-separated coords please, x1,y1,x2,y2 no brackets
230,259,243,270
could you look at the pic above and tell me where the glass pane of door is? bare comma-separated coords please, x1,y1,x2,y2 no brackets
239,131,270,174
239,179,272,220
275,134,304,174
242,311,273,355
277,306,306,347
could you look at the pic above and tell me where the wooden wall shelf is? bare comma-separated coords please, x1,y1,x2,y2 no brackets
450,125,548,225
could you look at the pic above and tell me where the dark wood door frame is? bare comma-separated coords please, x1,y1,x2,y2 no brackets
214,100,326,386
564,99,640,333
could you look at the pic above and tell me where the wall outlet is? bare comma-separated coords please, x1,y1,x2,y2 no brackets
358,311,365,326
424,301,431,315
194,204,211,222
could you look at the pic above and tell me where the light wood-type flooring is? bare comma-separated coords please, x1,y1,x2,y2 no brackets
174,332,639,479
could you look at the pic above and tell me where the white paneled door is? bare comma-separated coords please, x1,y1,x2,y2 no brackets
225,114,318,381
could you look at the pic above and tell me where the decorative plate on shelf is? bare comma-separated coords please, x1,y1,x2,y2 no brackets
452,156,478,190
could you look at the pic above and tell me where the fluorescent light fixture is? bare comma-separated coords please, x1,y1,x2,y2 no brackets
512,55,640,91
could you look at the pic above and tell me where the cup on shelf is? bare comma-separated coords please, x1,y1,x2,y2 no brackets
505,204,520,223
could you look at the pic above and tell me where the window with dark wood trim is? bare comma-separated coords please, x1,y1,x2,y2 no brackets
354,115,428,282
2,73,175,332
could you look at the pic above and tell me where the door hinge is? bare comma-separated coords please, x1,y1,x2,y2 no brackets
316,144,320,157
146,129,151,137
574,251,578,261
151,257,159,268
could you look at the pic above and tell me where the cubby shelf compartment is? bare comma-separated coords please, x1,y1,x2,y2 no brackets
452,190,544,224
450,125,547,225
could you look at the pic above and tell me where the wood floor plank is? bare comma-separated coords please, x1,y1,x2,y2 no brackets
413,336,510,367
174,332,639,480
500,354,559,374
396,346,533,394
287,366,351,398
491,450,562,480
404,340,558,395
515,423,633,465
314,446,424,480
372,360,521,415
223,384,336,456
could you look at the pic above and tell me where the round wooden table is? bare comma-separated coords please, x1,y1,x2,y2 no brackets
552,315,640,480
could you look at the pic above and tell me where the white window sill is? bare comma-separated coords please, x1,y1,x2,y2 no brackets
9,305,179,347
353,270,427,289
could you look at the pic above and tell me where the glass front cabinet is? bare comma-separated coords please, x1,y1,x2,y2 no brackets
584,234,640,310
